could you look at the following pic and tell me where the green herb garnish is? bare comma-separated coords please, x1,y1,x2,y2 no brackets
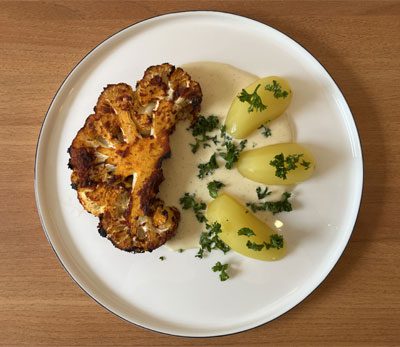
212,261,230,281
246,240,265,251
192,115,220,136
238,227,256,237
220,124,228,139
198,153,219,179
207,180,225,198
269,153,305,180
246,234,284,252
178,248,184,253
265,80,289,99
189,115,220,153
190,135,219,153
196,222,230,258
247,192,292,214
189,141,200,153
256,186,271,199
159,256,166,261
220,139,247,169
301,159,311,170
258,124,272,137
265,234,284,250
179,193,207,223
238,84,267,113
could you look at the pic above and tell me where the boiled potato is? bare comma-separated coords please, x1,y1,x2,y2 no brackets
237,143,315,185
206,193,286,261
225,76,292,139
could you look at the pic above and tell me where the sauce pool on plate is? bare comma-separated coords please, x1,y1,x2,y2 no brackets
158,62,293,250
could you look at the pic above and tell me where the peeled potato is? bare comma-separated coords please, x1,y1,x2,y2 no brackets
206,193,286,261
225,76,292,139
237,143,315,185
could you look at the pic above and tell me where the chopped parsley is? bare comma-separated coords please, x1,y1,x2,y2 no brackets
212,261,230,281
207,180,225,198
265,234,284,250
220,139,247,169
159,256,166,261
238,227,255,237
246,240,265,251
247,192,292,214
177,248,185,253
190,135,218,153
246,234,284,251
189,141,200,153
189,115,220,153
196,222,230,258
270,153,308,180
258,124,272,137
265,80,289,99
192,115,220,136
218,125,247,169
301,159,311,170
238,84,267,113
220,125,228,140
179,193,207,223
256,186,271,199
198,153,218,179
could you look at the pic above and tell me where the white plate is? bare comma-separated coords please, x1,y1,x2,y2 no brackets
35,11,363,337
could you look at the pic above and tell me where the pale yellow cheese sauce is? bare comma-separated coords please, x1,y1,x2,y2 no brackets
159,62,293,250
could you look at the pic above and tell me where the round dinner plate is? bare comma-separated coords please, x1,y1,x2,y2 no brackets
35,11,363,337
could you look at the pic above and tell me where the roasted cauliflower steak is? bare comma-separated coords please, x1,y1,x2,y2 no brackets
68,63,202,252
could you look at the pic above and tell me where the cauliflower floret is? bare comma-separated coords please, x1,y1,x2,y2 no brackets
68,63,202,252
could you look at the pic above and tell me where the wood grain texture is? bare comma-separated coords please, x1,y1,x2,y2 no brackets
1,1,399,345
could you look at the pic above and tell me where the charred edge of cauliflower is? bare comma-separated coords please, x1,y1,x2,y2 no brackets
68,63,202,252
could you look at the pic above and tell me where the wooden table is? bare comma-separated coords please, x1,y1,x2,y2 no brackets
1,1,399,345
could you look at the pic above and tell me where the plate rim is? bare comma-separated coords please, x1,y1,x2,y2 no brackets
34,10,364,337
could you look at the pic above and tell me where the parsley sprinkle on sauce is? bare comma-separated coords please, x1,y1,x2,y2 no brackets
198,153,219,179
192,115,220,137
220,140,247,169
159,63,297,261
196,222,230,258
207,180,225,198
258,124,272,137
179,193,207,223
256,186,271,199
189,115,220,153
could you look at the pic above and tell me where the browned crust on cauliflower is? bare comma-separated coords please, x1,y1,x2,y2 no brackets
68,63,202,252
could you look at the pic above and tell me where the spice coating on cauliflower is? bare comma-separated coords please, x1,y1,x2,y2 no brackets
68,63,202,252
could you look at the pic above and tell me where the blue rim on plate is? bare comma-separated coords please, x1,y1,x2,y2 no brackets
34,11,363,337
